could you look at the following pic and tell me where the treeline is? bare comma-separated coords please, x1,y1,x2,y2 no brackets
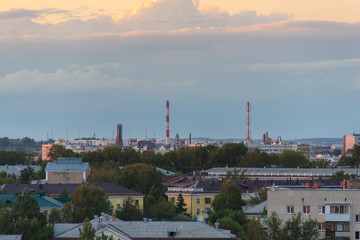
45,143,313,173
0,137,40,150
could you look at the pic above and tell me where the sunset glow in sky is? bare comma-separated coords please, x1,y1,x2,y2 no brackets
1,0,360,140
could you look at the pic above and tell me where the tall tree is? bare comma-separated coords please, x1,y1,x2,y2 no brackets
116,197,143,221
247,217,266,240
175,193,187,215
64,184,110,222
267,211,283,240
212,181,245,212
79,218,96,240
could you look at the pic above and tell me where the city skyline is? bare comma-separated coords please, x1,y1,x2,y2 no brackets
1,0,360,140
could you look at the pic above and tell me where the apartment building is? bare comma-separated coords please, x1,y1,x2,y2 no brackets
267,187,360,240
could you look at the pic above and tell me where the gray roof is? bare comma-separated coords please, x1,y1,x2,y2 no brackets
0,235,23,240
206,167,360,177
0,165,41,177
45,158,89,172
244,201,267,215
54,221,236,239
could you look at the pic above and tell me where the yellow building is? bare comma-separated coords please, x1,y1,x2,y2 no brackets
167,188,216,220
1,183,144,213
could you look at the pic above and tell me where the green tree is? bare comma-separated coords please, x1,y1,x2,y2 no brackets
0,192,54,240
19,166,35,183
212,181,245,212
79,218,96,240
64,184,110,222
175,193,187,215
217,217,245,238
330,170,350,180
118,163,164,196
249,187,267,205
247,217,266,240
278,150,310,168
302,217,320,240
48,144,75,161
116,197,143,221
266,211,283,240
49,208,63,224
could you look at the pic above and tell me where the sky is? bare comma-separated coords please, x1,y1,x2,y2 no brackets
1,0,360,141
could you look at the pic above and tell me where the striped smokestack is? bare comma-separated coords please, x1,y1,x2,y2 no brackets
246,101,252,143
166,100,170,147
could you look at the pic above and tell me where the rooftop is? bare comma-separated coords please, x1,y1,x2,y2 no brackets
45,158,89,172
54,220,236,239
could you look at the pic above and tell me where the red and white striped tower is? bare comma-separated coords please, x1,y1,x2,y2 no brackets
246,101,252,143
166,100,170,147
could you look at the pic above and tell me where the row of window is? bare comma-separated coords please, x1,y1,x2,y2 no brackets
318,222,350,232
287,205,349,215
196,198,211,205
196,208,210,215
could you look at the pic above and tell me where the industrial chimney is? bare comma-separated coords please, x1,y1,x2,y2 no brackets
166,101,170,147
246,102,252,143
116,124,123,147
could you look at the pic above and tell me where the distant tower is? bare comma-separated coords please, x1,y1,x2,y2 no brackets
116,124,123,147
189,133,192,145
246,102,252,143
166,100,170,147
175,134,179,150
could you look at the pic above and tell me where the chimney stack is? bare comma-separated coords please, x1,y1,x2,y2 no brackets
166,100,170,147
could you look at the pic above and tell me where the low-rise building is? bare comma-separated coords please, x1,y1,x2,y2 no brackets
0,183,144,213
53,215,237,239
166,179,341,221
205,167,360,180
267,186,360,240
45,158,91,184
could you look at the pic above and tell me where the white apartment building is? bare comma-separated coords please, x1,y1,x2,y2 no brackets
247,143,311,160
267,187,360,240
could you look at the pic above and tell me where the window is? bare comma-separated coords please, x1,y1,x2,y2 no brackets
303,206,310,214
326,222,349,232
117,204,121,210
205,198,211,204
330,205,349,214
197,198,200,204
318,206,325,214
356,215,360,223
356,231,360,240
135,200,139,206
170,197,175,203
287,205,294,214
197,209,200,215
205,207,210,214
318,222,325,231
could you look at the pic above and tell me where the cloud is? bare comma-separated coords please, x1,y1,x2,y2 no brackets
0,9,67,19
247,58,360,71
0,0,292,37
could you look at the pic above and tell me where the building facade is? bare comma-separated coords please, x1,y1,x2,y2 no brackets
267,187,360,240
45,158,91,184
